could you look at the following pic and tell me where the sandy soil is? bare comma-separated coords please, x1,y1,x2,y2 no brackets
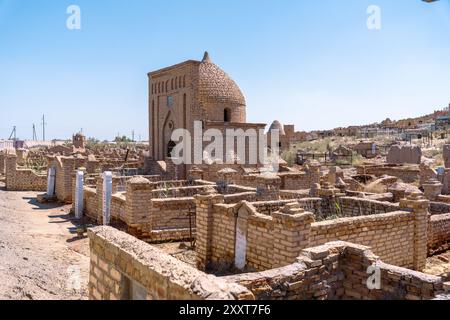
0,181,90,300
424,251,450,281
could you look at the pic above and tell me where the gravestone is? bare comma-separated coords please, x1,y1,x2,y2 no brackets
102,171,113,225
74,170,84,219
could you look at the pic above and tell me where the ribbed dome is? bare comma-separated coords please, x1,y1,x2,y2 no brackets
198,52,246,106
268,120,285,135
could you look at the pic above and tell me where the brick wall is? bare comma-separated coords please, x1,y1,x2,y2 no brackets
195,193,430,273
356,165,419,183
0,153,5,175
224,241,446,300
310,212,415,268
428,213,450,255
88,226,252,300
336,197,400,217
5,155,47,191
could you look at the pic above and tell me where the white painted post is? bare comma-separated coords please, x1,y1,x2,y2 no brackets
234,215,248,270
74,170,84,219
47,167,56,196
102,171,113,225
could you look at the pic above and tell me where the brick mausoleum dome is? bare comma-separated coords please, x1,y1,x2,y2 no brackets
198,52,246,107
268,120,286,135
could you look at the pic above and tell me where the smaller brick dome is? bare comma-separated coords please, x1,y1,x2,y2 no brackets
268,120,286,135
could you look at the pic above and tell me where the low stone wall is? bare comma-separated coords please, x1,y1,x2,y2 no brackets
223,192,256,204
88,228,447,300
356,165,419,183
428,213,450,255
0,153,5,175
88,226,252,300
5,155,47,191
278,172,311,190
223,241,445,300
310,211,415,268
150,198,195,231
429,201,450,215
195,193,429,273
84,187,99,222
110,193,126,221
336,197,400,217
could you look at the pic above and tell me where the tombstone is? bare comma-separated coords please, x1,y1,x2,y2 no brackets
74,170,84,219
386,145,422,164
46,167,56,196
234,206,249,270
102,171,113,225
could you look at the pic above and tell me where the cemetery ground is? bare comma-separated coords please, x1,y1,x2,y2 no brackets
0,181,89,300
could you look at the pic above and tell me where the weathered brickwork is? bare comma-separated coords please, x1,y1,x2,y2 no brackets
356,165,420,183
428,213,450,255
310,212,415,268
88,226,252,300
195,192,431,273
224,241,446,300
4,155,47,191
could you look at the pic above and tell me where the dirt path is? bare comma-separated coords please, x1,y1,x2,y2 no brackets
0,182,89,300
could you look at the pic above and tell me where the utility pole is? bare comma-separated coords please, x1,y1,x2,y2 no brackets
9,126,16,140
41,115,46,141
32,124,37,141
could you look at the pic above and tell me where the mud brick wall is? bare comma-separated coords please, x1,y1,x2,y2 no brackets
197,193,430,273
428,213,450,255
356,165,420,183
195,195,315,272
151,185,214,198
429,201,450,215
110,193,126,221
195,196,236,271
150,198,195,231
49,156,86,203
279,172,311,190
336,197,400,217
341,248,444,300
223,192,257,203
224,241,445,300
0,153,5,175
310,212,415,268
5,155,47,191
88,226,252,300
84,187,99,222
146,228,195,243
279,189,313,200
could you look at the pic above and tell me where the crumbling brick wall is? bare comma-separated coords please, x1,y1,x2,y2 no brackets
224,241,445,300
88,226,252,300
335,197,400,217
356,165,420,183
196,194,430,273
4,155,47,191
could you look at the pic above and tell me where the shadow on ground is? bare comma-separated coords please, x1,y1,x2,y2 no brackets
23,197,61,211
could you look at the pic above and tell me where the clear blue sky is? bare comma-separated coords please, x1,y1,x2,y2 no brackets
1,0,449,141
